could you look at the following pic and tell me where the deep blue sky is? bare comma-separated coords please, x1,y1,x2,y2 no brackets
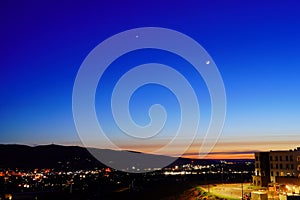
1,0,300,157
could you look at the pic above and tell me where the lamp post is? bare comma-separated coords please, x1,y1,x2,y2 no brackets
208,183,210,193
241,171,244,200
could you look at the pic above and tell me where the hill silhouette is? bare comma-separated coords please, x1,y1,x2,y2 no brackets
0,144,252,171
0,144,104,170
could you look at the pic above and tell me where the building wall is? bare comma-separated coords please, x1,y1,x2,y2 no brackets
269,149,300,183
253,148,300,187
253,152,270,187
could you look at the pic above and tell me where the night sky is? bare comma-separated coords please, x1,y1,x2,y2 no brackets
1,0,300,158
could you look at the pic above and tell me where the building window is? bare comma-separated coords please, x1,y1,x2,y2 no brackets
270,156,272,161
280,156,282,161
276,171,279,176
286,155,289,161
291,164,294,169
290,155,293,161
270,163,273,169
280,164,283,169
286,164,289,169
276,164,278,169
271,171,274,176
275,156,278,161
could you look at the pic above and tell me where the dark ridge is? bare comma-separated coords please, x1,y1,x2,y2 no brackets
126,150,142,154
0,144,254,171
0,144,104,170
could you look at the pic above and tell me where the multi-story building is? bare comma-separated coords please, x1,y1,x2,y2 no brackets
253,152,270,187
269,148,300,183
253,147,300,187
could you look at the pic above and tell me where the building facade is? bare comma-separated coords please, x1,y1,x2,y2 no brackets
253,152,270,187
253,147,300,187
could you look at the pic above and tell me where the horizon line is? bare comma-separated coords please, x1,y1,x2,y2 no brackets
0,142,257,160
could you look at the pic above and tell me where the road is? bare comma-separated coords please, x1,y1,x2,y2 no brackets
200,183,253,199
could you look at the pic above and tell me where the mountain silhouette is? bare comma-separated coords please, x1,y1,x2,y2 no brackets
0,144,104,170
0,144,249,172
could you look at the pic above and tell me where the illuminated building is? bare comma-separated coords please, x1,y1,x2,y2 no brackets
253,147,300,187
252,152,270,187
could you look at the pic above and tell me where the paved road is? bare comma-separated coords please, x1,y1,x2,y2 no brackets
200,183,253,199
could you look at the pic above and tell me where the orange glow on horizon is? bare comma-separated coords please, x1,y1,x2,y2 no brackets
63,137,300,160
183,153,255,160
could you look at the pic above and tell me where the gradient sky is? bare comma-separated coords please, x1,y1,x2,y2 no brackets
1,0,300,159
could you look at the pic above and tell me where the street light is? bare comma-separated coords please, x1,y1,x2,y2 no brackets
208,183,210,193
241,171,244,200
